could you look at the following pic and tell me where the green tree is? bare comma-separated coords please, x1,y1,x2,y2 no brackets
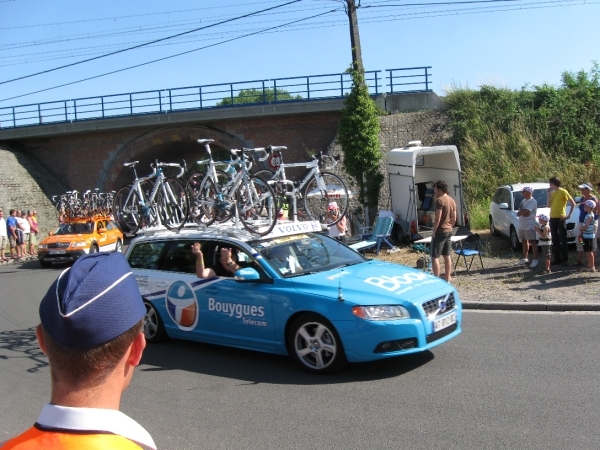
217,88,301,106
338,69,383,224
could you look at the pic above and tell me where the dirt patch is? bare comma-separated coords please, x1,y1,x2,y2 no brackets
371,230,600,305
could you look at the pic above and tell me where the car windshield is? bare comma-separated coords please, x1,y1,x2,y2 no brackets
513,189,547,209
251,233,366,277
53,222,94,235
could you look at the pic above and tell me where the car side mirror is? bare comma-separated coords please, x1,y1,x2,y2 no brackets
234,267,273,284
98,228,106,234
498,202,509,209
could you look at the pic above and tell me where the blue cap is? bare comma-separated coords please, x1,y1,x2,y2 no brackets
39,252,145,350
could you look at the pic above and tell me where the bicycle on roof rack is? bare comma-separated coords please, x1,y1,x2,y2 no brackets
113,159,188,235
252,146,350,226
185,139,277,236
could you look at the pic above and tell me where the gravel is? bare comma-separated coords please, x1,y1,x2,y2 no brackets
374,230,600,310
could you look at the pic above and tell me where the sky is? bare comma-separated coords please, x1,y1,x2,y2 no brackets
1,0,599,110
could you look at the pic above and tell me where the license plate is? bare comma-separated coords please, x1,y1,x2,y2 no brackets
567,230,575,238
433,312,456,332
49,249,66,255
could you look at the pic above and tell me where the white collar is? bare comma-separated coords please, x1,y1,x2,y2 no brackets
37,403,156,449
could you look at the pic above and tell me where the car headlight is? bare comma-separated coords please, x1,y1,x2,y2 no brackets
38,244,47,249
352,305,410,320
71,242,88,247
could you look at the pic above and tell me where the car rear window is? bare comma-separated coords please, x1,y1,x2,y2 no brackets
128,241,167,270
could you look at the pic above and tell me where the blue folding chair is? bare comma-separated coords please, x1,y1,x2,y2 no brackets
349,215,395,255
454,233,484,274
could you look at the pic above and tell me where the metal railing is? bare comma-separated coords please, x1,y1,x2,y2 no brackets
0,66,431,129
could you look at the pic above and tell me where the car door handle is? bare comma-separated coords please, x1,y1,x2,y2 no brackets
205,287,219,294
156,281,168,287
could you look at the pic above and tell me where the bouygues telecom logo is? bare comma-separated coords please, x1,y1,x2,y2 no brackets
166,281,198,331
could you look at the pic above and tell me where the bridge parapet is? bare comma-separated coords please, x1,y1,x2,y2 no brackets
0,67,432,130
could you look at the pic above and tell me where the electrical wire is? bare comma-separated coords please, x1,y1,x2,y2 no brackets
0,7,341,103
0,0,303,86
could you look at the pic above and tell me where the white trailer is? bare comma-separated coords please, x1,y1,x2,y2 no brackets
387,141,466,242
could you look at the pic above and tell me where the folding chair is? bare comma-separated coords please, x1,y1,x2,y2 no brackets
453,233,484,274
349,215,395,255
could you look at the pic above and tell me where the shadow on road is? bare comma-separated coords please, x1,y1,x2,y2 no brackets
0,326,48,373
140,339,434,384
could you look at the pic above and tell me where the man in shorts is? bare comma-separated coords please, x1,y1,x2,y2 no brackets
515,186,538,268
431,180,457,282
6,209,21,260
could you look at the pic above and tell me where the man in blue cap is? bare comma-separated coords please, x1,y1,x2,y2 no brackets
1,252,156,450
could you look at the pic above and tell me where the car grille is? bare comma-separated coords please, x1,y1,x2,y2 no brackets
566,222,575,231
421,293,456,318
48,242,70,248
426,323,458,344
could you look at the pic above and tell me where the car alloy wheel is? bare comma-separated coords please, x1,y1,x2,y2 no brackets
144,301,167,343
288,313,346,374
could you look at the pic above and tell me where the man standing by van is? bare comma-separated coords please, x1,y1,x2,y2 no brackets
431,180,457,282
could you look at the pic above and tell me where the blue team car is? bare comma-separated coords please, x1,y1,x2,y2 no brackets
125,221,462,374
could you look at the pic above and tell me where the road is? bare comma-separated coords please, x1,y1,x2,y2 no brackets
1,261,599,449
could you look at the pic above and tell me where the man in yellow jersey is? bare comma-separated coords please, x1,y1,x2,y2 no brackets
547,176,575,266
1,252,156,450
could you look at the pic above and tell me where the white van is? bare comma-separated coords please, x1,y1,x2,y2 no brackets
387,141,466,242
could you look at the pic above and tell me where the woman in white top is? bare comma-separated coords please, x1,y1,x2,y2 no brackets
325,202,347,242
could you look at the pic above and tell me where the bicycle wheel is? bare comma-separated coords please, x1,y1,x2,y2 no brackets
303,171,349,225
159,177,189,231
114,185,141,234
237,175,277,236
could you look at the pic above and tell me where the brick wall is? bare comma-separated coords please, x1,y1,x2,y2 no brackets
2,109,452,232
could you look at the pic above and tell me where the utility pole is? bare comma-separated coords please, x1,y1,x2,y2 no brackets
346,0,364,72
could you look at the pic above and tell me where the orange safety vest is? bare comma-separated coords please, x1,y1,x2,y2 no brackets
1,426,146,450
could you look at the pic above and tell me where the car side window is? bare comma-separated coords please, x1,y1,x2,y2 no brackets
493,189,503,204
128,241,167,270
105,221,114,231
162,240,198,274
500,189,511,206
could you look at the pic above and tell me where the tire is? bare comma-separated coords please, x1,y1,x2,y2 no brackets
253,169,275,182
159,177,188,231
510,226,522,251
114,185,141,235
287,313,346,374
395,224,406,245
39,259,51,268
114,239,122,253
143,301,167,343
303,171,349,226
89,244,98,254
237,175,277,236
489,216,499,236
186,172,206,224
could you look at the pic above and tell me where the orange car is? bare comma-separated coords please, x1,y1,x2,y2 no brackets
38,216,123,268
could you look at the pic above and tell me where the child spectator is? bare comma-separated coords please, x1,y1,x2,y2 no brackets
534,214,552,274
579,200,597,272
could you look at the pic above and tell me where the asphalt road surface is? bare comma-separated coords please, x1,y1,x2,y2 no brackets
1,261,599,449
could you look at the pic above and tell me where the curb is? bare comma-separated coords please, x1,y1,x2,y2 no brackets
462,301,600,312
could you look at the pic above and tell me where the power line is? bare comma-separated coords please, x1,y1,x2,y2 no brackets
0,0,591,68
0,7,340,103
0,3,334,51
0,0,303,86
1,0,288,29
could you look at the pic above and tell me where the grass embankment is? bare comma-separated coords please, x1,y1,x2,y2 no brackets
444,63,600,229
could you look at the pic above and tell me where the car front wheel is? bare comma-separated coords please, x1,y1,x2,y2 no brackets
288,313,346,374
144,301,167,343
510,226,522,251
